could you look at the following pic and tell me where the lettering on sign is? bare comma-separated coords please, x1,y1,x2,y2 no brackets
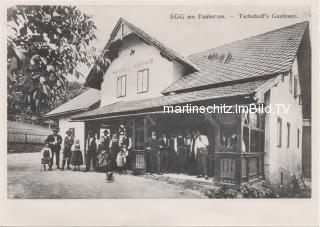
113,58,154,75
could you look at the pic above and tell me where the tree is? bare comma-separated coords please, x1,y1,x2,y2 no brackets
7,5,103,119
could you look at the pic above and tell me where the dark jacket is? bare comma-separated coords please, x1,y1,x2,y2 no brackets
64,136,74,152
159,138,169,151
146,137,159,153
45,134,62,152
87,137,97,153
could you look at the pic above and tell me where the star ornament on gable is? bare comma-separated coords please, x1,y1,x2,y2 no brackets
130,49,135,56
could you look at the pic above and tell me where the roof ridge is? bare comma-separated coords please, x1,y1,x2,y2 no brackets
112,17,198,70
188,21,309,58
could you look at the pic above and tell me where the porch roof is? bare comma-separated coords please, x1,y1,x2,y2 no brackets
45,89,100,118
71,78,270,121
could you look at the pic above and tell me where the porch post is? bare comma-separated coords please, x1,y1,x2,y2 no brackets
236,113,243,186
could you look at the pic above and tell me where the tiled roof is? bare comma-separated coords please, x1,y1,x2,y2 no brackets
45,89,100,118
163,21,309,94
71,78,270,121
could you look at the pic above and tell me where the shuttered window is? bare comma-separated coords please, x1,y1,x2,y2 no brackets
137,69,149,93
117,75,126,97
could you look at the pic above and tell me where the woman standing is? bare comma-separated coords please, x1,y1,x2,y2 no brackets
96,137,109,172
109,133,119,171
70,139,83,171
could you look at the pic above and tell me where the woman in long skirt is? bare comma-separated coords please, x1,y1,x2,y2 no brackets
71,139,83,171
96,137,109,172
109,133,119,171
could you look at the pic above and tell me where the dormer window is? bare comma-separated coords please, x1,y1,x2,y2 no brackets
137,69,149,93
121,24,125,36
117,75,126,97
289,70,293,93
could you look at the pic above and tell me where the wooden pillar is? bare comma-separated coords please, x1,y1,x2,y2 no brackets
203,113,221,179
131,118,136,148
143,117,148,143
236,113,243,186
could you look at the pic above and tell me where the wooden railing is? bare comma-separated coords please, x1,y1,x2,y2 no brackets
212,151,264,186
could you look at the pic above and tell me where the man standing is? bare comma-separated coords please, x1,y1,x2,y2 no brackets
85,131,98,172
159,133,169,173
168,133,178,173
194,129,210,180
118,121,127,144
45,128,62,170
146,131,160,174
174,131,186,173
61,130,74,170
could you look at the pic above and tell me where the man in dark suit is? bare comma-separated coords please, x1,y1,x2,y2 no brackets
61,129,74,170
146,131,160,174
159,133,169,173
85,131,98,172
45,128,62,170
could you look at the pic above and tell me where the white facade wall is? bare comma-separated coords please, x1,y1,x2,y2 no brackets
265,57,303,185
100,35,185,106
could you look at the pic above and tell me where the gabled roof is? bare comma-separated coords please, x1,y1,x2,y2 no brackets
163,21,309,94
85,18,198,89
45,89,100,118
109,18,198,69
71,78,270,121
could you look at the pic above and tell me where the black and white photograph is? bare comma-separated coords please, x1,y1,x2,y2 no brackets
1,1,319,226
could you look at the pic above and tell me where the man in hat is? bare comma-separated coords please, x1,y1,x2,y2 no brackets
85,131,98,172
118,121,127,145
146,131,160,174
101,129,111,153
45,127,62,170
61,129,74,170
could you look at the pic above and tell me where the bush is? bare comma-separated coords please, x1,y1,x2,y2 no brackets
240,181,280,198
205,181,280,198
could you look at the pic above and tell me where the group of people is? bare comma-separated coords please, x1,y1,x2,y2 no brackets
41,122,132,174
86,122,132,173
145,129,210,179
41,128,83,171
41,123,211,180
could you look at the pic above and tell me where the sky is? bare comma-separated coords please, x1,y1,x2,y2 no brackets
72,5,311,82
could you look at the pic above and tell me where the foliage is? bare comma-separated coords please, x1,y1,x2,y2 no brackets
49,81,88,111
205,181,281,198
7,5,106,118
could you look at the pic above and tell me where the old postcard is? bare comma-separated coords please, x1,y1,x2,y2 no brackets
1,0,319,226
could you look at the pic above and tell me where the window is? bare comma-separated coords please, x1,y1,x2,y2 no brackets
137,69,149,93
117,75,126,97
289,70,293,93
242,112,265,153
287,123,290,148
294,76,298,98
121,24,125,36
299,95,302,105
297,129,300,148
277,117,282,147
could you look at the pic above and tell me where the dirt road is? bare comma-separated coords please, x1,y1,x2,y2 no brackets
7,153,206,199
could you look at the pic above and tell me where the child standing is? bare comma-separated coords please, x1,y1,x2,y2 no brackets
116,144,128,174
70,139,83,171
41,142,52,171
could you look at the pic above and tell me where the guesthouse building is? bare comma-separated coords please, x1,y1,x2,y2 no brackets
46,18,311,187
